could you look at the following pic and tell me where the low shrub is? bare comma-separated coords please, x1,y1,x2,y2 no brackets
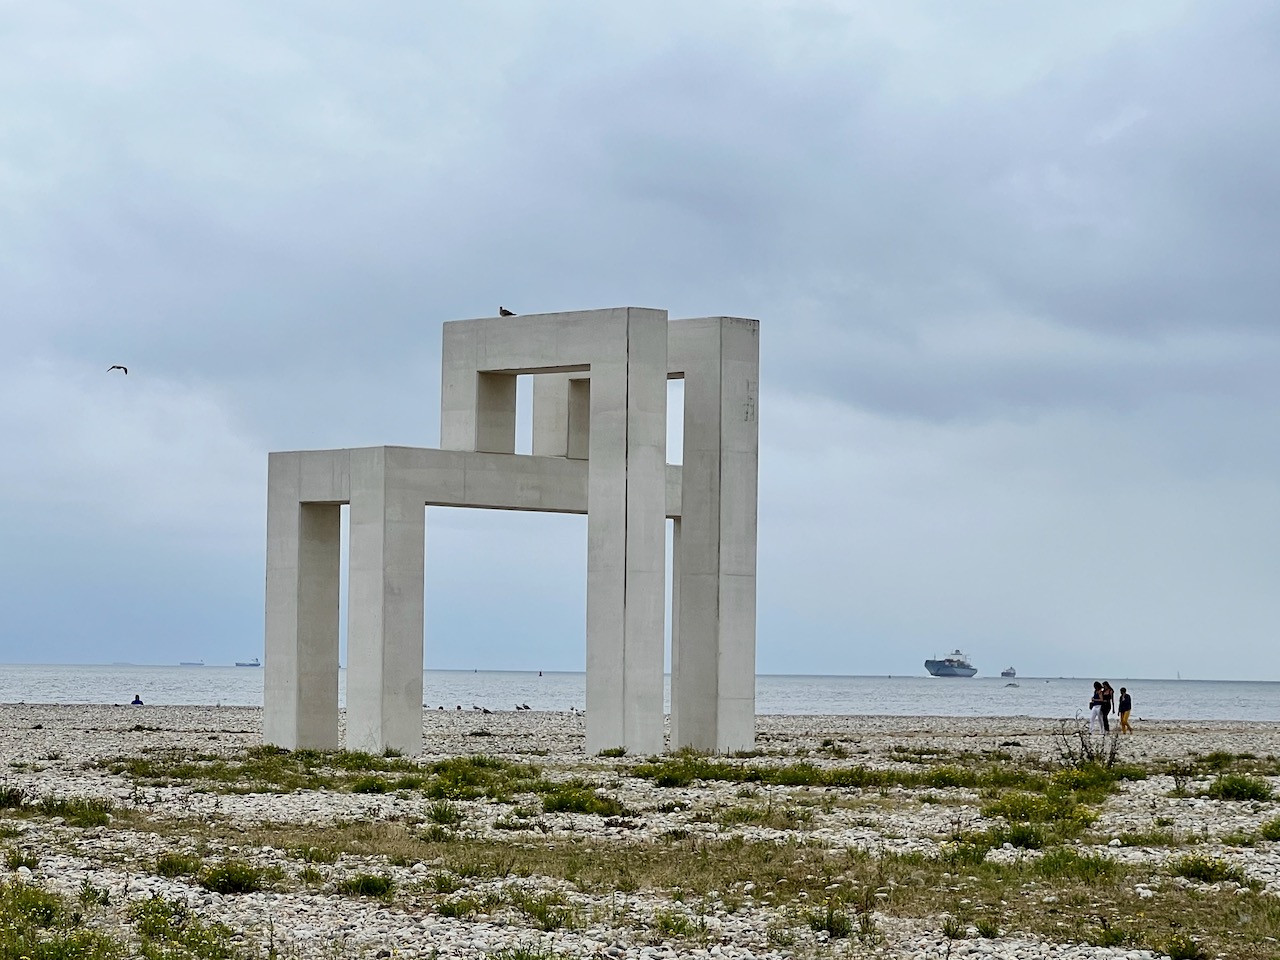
336,873,394,898
1164,932,1209,960
199,859,262,894
427,800,465,826
806,900,852,938
1205,774,1272,801
1169,853,1245,884
541,783,626,817
155,852,204,877
0,785,25,809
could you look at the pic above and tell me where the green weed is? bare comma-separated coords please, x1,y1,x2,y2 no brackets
198,859,263,894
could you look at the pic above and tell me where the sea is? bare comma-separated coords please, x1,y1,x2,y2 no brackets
0,664,1277,722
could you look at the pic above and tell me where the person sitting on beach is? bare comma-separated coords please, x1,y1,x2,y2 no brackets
1088,682,1103,733
130,694,144,706
1118,687,1133,733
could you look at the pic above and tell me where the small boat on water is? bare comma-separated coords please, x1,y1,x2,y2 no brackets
235,658,261,667
924,650,977,678
1001,666,1016,678
179,660,204,666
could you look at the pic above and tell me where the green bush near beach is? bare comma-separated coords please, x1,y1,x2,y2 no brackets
1205,773,1273,801
198,859,263,894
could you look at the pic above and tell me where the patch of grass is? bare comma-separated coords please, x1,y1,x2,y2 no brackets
974,915,1000,939
1206,774,1273,801
0,784,26,809
0,879,127,959
990,822,1045,849
291,844,338,863
422,756,549,802
436,895,481,919
349,775,390,794
76,878,109,908
1087,917,1131,948
541,782,627,817
98,744,421,794
36,796,113,828
509,889,577,930
298,865,324,885
1260,817,1280,842
336,872,394,899
981,788,1095,841
427,800,465,826
428,871,462,893
128,894,245,959
5,848,38,870
1114,829,1185,847
1164,932,1209,960
717,802,813,830
155,851,204,877
1169,853,1246,885
490,947,561,960
1033,848,1115,881
651,908,698,938
597,746,627,758
198,859,263,894
806,899,853,938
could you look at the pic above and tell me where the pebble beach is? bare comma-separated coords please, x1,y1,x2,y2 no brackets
3,704,1280,959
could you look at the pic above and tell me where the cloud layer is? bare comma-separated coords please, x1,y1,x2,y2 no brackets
2,1,1277,679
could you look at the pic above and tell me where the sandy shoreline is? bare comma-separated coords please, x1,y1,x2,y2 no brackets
3,704,1280,958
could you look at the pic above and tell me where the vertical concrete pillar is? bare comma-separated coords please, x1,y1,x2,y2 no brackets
475,373,517,454
585,308,668,754
346,448,426,756
670,318,760,752
264,453,341,749
533,375,589,460
668,517,683,740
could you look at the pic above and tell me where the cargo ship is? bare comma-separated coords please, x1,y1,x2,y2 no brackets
924,650,977,677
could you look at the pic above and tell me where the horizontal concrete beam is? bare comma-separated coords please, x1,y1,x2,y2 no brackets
269,447,683,518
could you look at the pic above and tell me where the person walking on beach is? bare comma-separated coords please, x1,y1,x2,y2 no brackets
1118,687,1133,733
1100,681,1114,734
1088,682,1104,733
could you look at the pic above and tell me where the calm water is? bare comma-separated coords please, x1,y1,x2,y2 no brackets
0,664,1277,721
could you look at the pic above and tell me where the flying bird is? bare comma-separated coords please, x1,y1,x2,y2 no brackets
107,365,128,375
499,307,516,317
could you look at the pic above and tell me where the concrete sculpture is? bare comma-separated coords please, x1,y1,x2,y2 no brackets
264,307,758,756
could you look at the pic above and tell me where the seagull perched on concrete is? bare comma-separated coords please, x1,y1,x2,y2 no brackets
107,365,128,374
499,307,516,317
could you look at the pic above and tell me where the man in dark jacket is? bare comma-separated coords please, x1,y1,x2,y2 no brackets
1118,687,1133,733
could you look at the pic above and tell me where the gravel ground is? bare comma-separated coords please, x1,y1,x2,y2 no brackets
2,703,1278,959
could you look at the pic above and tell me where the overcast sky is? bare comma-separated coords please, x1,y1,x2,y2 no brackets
2,1,1278,681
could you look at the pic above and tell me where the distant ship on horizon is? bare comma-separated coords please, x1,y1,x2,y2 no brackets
925,650,978,678
179,660,204,667
234,658,260,667
1001,666,1016,678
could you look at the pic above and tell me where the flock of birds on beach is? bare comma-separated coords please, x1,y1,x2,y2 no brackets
427,703,583,716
